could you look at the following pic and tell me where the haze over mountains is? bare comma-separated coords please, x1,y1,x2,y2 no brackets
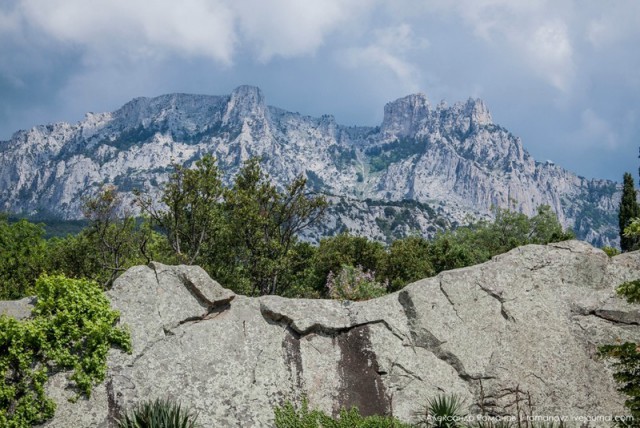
0,86,619,246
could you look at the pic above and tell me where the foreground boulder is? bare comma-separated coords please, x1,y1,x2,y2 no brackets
37,241,640,426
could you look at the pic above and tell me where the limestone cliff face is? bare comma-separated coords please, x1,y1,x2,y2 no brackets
0,86,619,245
15,241,637,427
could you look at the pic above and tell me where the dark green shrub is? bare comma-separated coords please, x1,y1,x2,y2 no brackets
312,233,386,294
603,246,622,257
616,279,640,304
380,236,434,290
274,400,411,427
326,265,388,301
117,398,200,428
0,216,48,299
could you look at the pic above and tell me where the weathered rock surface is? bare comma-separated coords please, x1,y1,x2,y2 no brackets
0,296,36,320
28,241,640,427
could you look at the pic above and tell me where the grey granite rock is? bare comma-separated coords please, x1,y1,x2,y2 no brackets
38,241,640,427
0,296,35,320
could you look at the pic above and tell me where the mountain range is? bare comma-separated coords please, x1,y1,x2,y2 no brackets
0,85,620,246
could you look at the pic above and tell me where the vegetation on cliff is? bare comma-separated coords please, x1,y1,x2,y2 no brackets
0,275,131,427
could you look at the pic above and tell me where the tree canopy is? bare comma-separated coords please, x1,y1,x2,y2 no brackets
619,172,640,252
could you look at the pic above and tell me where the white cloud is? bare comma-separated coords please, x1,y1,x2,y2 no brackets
586,2,640,49
7,0,376,65
232,0,373,61
0,6,20,34
16,0,235,63
579,108,617,150
526,21,573,91
427,0,575,91
339,24,426,91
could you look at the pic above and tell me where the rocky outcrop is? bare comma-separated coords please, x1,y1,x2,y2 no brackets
21,241,638,427
0,86,619,246
0,296,36,320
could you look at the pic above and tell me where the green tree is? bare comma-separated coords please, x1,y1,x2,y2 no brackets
138,156,326,296
529,204,575,244
82,185,152,287
312,233,385,295
428,228,485,274
281,242,321,298
0,216,48,299
619,172,640,252
224,158,326,295
381,235,434,290
428,205,573,276
47,232,104,282
136,155,225,265
481,207,532,255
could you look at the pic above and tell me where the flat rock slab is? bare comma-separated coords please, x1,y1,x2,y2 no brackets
0,296,35,320
35,241,640,427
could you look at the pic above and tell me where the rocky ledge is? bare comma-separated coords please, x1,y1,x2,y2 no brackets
10,241,637,426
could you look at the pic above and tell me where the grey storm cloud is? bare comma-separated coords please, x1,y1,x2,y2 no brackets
0,0,639,181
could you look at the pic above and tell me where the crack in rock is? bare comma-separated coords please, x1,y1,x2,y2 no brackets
572,306,640,325
127,333,176,367
259,302,406,342
439,278,463,321
390,362,424,382
398,290,493,383
475,281,515,322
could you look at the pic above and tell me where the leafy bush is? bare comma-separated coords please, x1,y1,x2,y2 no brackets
117,398,200,428
616,280,640,304
380,236,434,290
0,275,131,427
274,400,411,428
326,265,388,301
312,233,386,294
603,246,621,257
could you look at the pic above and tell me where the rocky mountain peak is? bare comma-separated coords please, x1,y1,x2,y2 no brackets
0,86,621,247
465,98,492,126
222,85,268,125
381,93,431,137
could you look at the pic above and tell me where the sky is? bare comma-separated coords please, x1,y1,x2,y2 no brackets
0,0,639,182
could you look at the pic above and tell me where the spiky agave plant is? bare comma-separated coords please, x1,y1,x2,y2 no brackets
418,394,467,428
117,398,200,428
